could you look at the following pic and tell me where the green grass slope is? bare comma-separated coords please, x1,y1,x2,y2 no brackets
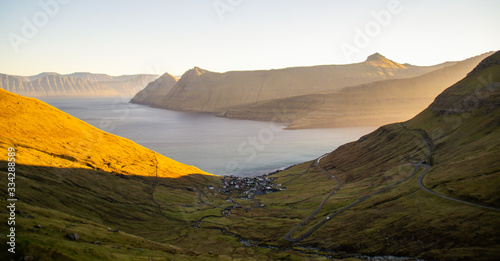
277,51,500,259
406,51,500,208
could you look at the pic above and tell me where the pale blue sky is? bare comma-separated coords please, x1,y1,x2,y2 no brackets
0,0,499,76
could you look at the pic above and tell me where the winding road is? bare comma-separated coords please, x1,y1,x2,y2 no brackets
408,125,500,211
284,153,422,242
284,124,499,243
284,154,342,242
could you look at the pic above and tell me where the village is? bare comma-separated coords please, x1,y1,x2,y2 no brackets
223,174,287,195
209,174,287,198
206,172,288,215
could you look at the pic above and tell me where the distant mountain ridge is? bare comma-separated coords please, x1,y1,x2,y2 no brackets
130,53,453,112
130,52,492,129
0,72,158,97
218,52,492,128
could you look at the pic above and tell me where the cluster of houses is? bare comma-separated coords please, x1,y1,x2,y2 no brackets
216,175,287,199
204,173,289,216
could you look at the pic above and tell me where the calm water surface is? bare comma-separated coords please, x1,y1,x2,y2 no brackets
41,97,377,177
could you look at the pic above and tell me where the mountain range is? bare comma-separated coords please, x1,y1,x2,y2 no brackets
0,72,158,98
219,52,492,128
131,53,453,110
130,52,491,129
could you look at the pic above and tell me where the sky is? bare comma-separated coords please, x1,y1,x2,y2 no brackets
0,0,499,77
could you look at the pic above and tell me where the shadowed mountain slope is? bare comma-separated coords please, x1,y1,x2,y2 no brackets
130,72,178,105
131,53,453,112
217,52,492,129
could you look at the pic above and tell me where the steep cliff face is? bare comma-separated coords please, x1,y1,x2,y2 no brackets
134,54,453,112
0,74,114,97
130,72,178,105
0,72,158,97
65,72,115,82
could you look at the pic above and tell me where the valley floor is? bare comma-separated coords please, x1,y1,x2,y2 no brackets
3,121,498,260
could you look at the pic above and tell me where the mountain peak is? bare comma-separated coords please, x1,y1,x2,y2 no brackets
159,72,178,81
192,67,208,75
364,53,406,69
175,67,209,84
365,53,387,62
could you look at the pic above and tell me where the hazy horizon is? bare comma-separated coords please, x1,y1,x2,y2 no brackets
2,50,495,78
1,0,499,76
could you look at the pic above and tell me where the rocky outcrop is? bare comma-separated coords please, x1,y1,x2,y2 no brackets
133,54,452,112
65,233,80,241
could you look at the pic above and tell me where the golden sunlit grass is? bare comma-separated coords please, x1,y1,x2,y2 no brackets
0,89,211,178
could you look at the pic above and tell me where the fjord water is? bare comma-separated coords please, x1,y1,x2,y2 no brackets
41,97,376,177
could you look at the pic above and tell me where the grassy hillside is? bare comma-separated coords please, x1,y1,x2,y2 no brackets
282,51,500,259
0,163,340,260
0,89,208,178
406,52,500,208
